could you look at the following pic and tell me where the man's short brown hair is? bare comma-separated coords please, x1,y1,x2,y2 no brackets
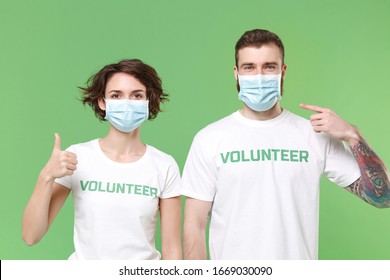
235,29,285,66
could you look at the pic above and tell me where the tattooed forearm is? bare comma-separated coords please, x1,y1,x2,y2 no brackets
345,177,365,200
347,140,390,208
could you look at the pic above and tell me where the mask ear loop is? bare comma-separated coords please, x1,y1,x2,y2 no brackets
145,99,150,120
277,73,282,99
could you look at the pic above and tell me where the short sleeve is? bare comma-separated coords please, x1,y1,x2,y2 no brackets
54,145,75,189
159,156,182,199
181,133,216,201
324,138,361,187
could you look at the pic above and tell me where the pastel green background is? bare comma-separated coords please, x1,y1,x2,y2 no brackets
1,0,389,260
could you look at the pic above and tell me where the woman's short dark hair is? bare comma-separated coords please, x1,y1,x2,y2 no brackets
80,59,168,120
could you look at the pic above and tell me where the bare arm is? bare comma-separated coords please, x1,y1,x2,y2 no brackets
183,197,212,260
22,180,70,245
300,104,390,208
344,138,390,208
160,196,182,259
22,133,77,245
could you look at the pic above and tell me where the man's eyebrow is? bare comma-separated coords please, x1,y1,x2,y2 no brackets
264,62,279,65
240,62,255,67
240,62,279,67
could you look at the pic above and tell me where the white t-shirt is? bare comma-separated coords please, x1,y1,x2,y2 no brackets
56,139,181,260
181,109,361,260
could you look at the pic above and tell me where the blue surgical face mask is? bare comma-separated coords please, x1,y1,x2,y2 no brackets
237,73,282,112
104,99,149,132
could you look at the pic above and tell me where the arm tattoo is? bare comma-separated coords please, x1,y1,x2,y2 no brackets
345,177,365,200
346,141,390,208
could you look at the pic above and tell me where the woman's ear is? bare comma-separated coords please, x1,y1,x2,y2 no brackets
98,97,106,111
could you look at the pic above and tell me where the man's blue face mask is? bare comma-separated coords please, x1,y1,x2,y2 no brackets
237,73,282,112
104,99,149,132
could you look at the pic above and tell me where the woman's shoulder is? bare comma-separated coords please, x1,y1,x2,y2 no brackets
146,145,178,165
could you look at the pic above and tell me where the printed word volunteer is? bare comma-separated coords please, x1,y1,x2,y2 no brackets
221,148,309,163
80,180,158,197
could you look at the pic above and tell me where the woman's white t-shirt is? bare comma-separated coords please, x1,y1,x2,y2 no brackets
56,139,181,260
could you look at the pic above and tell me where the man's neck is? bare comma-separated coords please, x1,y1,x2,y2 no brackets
239,103,283,121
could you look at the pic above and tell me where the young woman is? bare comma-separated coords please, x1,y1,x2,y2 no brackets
22,59,182,260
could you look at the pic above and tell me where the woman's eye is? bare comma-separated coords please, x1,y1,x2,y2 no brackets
111,94,120,99
134,93,146,99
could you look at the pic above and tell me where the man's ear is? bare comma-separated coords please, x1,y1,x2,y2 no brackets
282,64,288,79
234,66,240,92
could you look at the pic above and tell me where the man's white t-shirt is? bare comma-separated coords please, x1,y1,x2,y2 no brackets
56,139,181,260
181,109,361,260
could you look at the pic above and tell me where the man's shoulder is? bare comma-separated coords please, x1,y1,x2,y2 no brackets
194,112,238,139
284,109,308,122
283,110,313,129
283,110,334,143
199,112,238,132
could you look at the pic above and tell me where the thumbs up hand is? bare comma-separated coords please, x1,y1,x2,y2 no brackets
41,133,78,180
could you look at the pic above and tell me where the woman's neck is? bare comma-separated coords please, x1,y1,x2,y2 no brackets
98,126,146,163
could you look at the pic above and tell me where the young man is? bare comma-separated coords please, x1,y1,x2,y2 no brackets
181,29,390,260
